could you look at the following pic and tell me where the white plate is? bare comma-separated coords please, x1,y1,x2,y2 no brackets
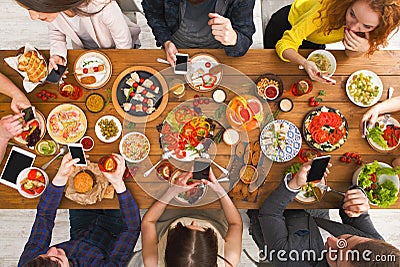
13,110,46,149
307,50,336,77
260,120,302,162
346,70,383,107
170,170,207,204
119,132,150,163
16,167,49,198
185,53,222,92
95,115,122,143
295,177,327,204
367,116,400,152
74,50,112,89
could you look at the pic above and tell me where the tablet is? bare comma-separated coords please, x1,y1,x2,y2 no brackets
0,147,36,189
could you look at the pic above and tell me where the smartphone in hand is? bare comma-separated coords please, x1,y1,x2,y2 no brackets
46,64,67,83
22,106,36,122
193,158,211,181
174,53,189,75
68,143,87,166
307,155,331,182
363,120,368,137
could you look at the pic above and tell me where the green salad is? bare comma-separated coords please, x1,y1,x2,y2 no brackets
367,126,388,149
358,161,400,207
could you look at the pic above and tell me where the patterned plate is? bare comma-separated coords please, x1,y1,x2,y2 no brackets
260,120,302,162
185,53,222,92
295,177,327,204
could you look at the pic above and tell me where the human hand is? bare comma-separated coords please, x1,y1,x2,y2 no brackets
343,29,370,53
101,154,126,193
49,55,68,78
208,13,237,46
0,113,24,142
303,60,334,84
359,106,380,137
288,162,331,190
342,188,369,217
169,171,200,196
52,153,80,186
11,95,30,114
163,41,178,66
201,168,225,196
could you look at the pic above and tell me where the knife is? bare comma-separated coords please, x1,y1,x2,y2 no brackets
383,87,394,124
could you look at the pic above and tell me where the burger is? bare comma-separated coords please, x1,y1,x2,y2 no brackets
73,171,94,193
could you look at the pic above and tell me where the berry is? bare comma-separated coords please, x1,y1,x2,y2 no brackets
41,90,46,94
314,101,320,106
340,156,347,162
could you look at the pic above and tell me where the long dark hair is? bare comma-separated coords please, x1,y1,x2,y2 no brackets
16,0,111,16
165,222,218,267
23,256,61,267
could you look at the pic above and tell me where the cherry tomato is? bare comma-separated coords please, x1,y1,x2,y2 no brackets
357,160,363,165
143,106,148,112
139,77,145,84
346,157,352,163
41,96,48,101
142,90,147,95
35,186,45,194
51,93,57,99
130,105,136,111
150,85,156,90
344,152,351,157
83,68,88,74
130,92,134,97
314,101,320,106
194,94,200,99
41,90,47,95
340,156,347,162
93,66,99,72
193,100,199,106
28,170,37,180
36,93,42,98
143,98,148,104
133,82,138,88
205,62,211,68
204,99,210,104
198,99,204,104
350,153,357,158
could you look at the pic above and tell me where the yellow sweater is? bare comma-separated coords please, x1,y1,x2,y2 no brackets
275,0,344,62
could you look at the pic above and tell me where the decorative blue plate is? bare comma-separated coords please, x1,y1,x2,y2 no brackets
260,119,302,162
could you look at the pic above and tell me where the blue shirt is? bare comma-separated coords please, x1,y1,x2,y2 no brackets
18,184,141,267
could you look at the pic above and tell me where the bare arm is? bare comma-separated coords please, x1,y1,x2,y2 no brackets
0,73,30,113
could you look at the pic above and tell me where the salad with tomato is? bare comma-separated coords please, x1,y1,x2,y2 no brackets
16,118,42,147
19,168,46,196
367,118,400,150
161,105,216,160
303,106,348,152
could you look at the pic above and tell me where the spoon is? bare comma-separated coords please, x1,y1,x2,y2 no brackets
41,145,68,170
200,152,229,175
143,151,172,177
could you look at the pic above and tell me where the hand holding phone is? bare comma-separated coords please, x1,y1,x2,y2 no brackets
68,143,87,166
46,64,67,83
22,106,36,122
174,53,189,75
307,155,331,182
193,158,211,181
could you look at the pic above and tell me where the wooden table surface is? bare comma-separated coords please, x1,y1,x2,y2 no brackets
1,49,400,209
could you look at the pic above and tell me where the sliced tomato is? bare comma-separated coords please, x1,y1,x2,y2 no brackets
175,149,186,159
161,123,172,134
312,130,329,144
28,120,40,128
21,131,30,140
34,186,45,194
37,175,45,183
28,170,38,180
21,185,35,195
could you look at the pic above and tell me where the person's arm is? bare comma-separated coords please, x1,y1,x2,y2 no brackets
99,1,134,49
0,73,30,113
100,154,141,265
142,0,174,47
142,172,198,267
202,170,242,266
212,0,256,57
0,113,24,163
18,154,79,266
48,23,68,68
359,96,400,136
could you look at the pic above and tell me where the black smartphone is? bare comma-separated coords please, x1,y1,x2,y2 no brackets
46,64,67,83
174,53,189,75
193,158,211,181
307,155,331,182
363,120,368,137
22,106,36,122
68,143,87,166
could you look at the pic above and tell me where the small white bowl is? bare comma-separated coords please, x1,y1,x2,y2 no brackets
16,167,49,198
119,132,150,163
307,50,337,77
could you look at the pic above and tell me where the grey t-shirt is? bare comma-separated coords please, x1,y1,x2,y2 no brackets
171,0,223,48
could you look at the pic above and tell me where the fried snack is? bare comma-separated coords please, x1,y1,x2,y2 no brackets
241,183,249,199
247,188,258,202
252,141,261,166
80,76,97,85
244,143,252,165
18,51,47,83
73,171,94,193
103,184,115,199
313,186,323,202
231,180,243,194
235,142,245,159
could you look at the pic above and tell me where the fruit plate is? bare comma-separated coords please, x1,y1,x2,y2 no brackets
367,116,400,153
95,115,122,143
170,170,207,205
255,73,284,101
47,104,87,145
260,120,302,162
185,53,222,92
112,66,168,123
74,50,112,89
160,105,218,161
345,70,383,107
226,95,263,132
303,106,348,152
295,178,327,204
13,110,46,149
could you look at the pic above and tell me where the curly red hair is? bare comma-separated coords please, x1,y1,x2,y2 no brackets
316,0,400,55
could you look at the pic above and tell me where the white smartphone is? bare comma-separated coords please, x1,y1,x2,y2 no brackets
307,155,331,183
68,143,87,166
0,146,36,189
174,53,189,75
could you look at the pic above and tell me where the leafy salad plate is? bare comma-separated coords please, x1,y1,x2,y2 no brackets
367,115,400,152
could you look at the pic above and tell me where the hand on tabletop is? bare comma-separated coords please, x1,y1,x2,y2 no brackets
11,94,30,114
359,106,380,137
288,162,331,190
0,113,24,142
343,29,370,53
208,13,237,46
52,153,80,186
342,188,369,217
101,154,126,193
201,168,225,196
164,41,178,66
303,60,334,85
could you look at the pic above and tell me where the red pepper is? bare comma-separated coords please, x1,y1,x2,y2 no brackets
28,170,37,180
201,73,217,88
35,186,45,194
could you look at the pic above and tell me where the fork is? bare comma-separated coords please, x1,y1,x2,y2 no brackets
315,183,345,196
143,151,172,177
